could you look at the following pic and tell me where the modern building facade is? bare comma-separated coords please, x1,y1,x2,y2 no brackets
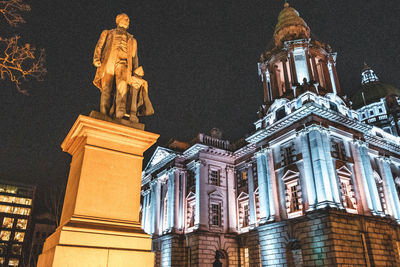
27,212,56,267
141,3,400,266
0,181,35,267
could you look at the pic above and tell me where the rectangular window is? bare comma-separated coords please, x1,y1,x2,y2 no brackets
0,244,7,254
290,185,301,212
11,244,22,255
284,177,303,218
2,217,14,228
331,140,346,160
14,232,25,242
16,219,27,230
210,170,220,186
211,204,221,226
281,143,296,166
0,231,11,241
8,259,19,266
243,204,249,227
243,247,249,267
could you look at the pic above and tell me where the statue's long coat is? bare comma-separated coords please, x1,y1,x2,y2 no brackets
92,29,138,91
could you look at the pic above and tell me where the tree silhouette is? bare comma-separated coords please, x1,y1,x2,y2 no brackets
0,0,46,94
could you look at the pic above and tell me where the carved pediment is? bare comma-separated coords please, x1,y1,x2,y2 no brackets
336,165,352,177
208,190,223,199
237,191,249,200
144,146,176,172
186,191,196,199
282,169,299,182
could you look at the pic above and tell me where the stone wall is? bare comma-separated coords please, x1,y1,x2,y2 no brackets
289,209,400,267
152,210,400,266
153,232,239,267
258,221,289,266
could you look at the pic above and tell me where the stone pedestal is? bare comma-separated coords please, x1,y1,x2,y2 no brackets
37,114,159,267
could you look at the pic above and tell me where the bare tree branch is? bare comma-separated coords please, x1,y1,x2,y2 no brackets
0,0,30,27
0,0,46,94
43,183,66,227
0,35,46,94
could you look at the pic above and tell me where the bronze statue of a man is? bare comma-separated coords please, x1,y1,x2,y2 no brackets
92,13,140,121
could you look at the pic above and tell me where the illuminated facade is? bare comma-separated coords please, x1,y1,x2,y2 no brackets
141,3,400,266
0,181,35,267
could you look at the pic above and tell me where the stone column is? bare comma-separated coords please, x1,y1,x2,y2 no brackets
246,163,256,226
307,125,337,207
173,169,180,231
144,190,151,234
179,170,186,230
378,157,400,221
305,50,314,81
356,141,383,215
141,191,148,231
320,130,342,206
226,165,237,232
311,55,320,84
329,57,341,95
351,141,374,214
259,63,270,103
193,161,201,228
255,148,274,223
154,179,162,235
167,169,176,232
289,51,298,85
265,149,277,219
282,59,291,92
328,61,337,95
149,181,157,234
298,130,317,211
321,59,333,91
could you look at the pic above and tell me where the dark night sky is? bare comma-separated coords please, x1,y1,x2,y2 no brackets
1,0,399,197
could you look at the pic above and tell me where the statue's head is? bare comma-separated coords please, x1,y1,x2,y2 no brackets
116,13,130,29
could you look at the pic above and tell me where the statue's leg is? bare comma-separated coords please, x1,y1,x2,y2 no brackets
100,73,114,115
115,63,128,119
129,87,138,122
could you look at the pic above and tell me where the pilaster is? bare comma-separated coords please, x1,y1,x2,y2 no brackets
226,165,237,232
246,163,257,227
255,148,274,223
378,157,400,221
354,140,384,215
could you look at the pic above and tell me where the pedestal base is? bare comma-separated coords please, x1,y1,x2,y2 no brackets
37,220,154,267
37,115,159,267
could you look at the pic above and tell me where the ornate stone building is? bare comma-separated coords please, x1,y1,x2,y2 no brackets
141,3,400,266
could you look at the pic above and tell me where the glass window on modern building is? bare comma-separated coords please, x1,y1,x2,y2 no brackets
0,181,35,267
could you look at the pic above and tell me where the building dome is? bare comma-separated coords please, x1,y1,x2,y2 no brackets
352,82,400,109
352,64,400,109
273,3,311,47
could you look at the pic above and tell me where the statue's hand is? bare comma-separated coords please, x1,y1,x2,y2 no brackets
93,61,101,68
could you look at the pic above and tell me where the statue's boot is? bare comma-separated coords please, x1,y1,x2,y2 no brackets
115,110,125,119
129,113,139,123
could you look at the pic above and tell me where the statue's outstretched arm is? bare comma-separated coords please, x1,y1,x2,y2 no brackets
93,30,108,67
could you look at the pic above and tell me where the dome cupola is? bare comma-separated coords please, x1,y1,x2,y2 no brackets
273,3,311,47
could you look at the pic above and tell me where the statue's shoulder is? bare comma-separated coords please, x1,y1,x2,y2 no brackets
127,32,136,41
